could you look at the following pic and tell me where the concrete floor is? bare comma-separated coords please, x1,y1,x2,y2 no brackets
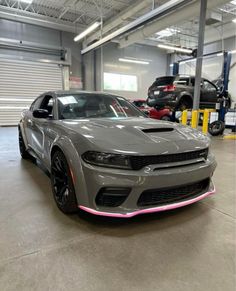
0,127,235,291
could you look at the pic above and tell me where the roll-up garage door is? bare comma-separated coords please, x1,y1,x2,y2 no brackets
0,59,63,126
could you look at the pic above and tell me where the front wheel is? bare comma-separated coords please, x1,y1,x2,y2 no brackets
51,150,78,214
208,121,225,136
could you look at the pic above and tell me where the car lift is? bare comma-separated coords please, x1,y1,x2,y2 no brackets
171,50,232,135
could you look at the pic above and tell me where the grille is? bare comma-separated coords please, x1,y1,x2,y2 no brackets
130,148,208,170
96,187,131,207
137,178,210,207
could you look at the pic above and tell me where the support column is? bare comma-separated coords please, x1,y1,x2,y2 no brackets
193,0,208,110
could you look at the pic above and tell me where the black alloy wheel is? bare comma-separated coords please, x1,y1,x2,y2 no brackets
51,151,78,214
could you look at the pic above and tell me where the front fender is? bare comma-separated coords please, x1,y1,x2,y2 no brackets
50,136,89,206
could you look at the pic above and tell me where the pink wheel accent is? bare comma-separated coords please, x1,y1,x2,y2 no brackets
79,187,216,218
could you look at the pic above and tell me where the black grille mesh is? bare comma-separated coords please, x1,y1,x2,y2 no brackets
137,178,210,207
130,148,208,170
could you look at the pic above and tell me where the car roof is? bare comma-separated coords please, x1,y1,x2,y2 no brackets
44,90,125,98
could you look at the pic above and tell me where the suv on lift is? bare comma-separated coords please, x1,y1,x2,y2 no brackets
147,75,230,111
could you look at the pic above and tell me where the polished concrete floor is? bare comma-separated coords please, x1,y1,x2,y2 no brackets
0,127,235,291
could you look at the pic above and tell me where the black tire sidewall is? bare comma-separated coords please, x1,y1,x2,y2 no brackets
51,151,78,214
209,121,225,136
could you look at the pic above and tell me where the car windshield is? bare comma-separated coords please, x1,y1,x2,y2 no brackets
57,94,146,120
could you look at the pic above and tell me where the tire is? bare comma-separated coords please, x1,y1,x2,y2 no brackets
177,98,193,111
160,115,171,121
208,121,225,136
51,150,78,214
18,126,34,160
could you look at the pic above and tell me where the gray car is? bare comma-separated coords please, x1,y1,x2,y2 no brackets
19,91,217,218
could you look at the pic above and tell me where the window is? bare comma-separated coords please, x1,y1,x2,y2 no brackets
175,77,190,86
104,72,138,92
40,95,54,117
57,94,145,120
202,80,216,91
30,97,43,111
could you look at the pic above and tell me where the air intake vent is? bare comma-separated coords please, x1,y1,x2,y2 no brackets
142,128,174,133
96,187,131,207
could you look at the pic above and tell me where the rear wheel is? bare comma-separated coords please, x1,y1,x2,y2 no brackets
177,98,193,111
51,150,78,214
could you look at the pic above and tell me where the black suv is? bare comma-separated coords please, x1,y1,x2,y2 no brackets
147,75,228,110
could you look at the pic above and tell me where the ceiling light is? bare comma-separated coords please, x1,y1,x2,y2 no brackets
158,44,192,54
155,28,180,39
19,0,33,3
217,52,223,56
74,22,100,42
118,58,149,65
232,18,236,23
230,0,236,5
230,49,236,54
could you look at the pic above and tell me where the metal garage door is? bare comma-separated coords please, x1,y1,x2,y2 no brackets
0,59,63,126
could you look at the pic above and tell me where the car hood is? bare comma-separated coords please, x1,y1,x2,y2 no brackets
59,117,210,155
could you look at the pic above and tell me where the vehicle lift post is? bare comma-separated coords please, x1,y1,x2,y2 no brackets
209,51,232,135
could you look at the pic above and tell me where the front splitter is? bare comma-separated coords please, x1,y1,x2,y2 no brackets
78,187,216,218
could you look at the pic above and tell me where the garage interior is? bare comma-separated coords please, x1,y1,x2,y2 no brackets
0,0,235,290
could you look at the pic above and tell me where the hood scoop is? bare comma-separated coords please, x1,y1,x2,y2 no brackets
142,128,174,133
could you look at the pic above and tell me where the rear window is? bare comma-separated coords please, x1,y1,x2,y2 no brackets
154,77,175,86
174,77,190,86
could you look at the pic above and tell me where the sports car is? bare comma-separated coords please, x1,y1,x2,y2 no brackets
19,91,217,218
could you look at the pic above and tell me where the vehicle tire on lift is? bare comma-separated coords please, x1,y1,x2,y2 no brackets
208,120,225,136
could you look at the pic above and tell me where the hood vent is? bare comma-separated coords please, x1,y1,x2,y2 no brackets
142,128,174,133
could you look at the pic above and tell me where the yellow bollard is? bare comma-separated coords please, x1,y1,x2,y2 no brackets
202,109,209,134
191,110,199,129
181,110,188,125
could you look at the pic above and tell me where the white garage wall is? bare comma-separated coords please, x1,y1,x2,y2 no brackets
83,42,168,100
0,19,82,78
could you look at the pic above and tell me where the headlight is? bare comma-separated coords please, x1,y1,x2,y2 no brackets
82,151,132,169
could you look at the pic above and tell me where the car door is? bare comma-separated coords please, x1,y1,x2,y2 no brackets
31,94,56,159
200,79,218,108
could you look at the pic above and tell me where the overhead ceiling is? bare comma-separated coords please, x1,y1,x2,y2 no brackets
0,0,235,48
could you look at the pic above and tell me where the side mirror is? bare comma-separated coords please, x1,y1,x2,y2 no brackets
33,109,49,119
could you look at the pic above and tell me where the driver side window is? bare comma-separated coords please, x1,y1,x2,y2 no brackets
40,95,54,118
203,80,216,92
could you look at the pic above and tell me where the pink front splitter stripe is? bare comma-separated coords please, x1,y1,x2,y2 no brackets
79,188,216,218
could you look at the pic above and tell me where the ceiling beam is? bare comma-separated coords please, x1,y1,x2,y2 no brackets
118,0,231,48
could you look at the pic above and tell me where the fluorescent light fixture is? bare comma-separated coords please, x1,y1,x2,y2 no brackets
74,22,100,42
158,44,192,54
169,64,174,67
156,28,180,39
19,0,33,3
217,52,223,56
230,0,236,5
231,49,236,54
232,18,236,23
119,58,149,65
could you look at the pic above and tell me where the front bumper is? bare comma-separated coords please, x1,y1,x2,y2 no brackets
78,154,217,217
